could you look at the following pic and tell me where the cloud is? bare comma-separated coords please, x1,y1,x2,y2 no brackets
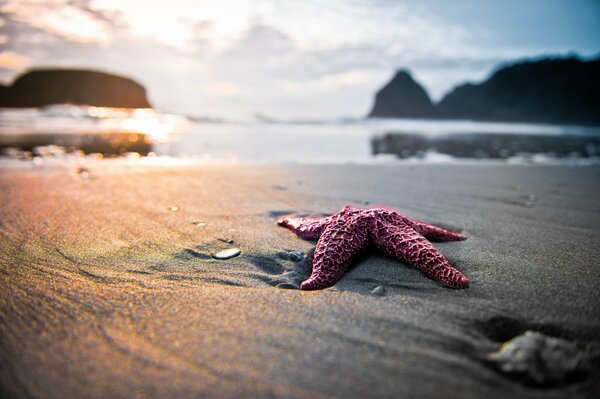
208,81,242,96
88,0,253,50
1,0,596,117
0,51,30,69
1,1,111,44
318,71,373,89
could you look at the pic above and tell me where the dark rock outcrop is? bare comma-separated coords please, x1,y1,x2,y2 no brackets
369,57,600,125
368,70,436,118
0,69,152,108
438,57,600,125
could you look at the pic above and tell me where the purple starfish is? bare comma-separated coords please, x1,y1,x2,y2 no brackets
278,205,469,290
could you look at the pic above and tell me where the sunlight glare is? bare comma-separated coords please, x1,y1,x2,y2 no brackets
3,1,110,43
86,106,178,143
89,0,253,49
122,109,178,143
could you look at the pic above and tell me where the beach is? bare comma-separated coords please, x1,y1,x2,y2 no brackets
1,161,599,398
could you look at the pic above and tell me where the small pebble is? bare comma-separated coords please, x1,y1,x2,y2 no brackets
192,222,207,227
371,285,385,296
289,251,304,262
169,206,180,212
212,248,241,260
218,238,234,244
75,167,91,180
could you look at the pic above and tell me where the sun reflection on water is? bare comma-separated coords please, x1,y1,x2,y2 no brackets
85,106,179,142
122,109,178,143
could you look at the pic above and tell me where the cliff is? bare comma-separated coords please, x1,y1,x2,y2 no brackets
438,57,600,125
0,69,152,108
368,57,600,125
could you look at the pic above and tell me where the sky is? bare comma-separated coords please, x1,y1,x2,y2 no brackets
0,0,599,119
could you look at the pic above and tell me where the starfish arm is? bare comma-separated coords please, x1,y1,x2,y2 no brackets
277,216,332,240
379,210,466,242
300,214,372,290
372,219,469,288
277,206,360,240
410,222,466,242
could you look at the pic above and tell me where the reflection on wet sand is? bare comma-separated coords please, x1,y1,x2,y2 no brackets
371,132,600,159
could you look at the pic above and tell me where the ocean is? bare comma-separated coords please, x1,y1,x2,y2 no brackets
1,105,599,165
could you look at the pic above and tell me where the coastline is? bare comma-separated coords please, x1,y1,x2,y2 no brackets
1,162,599,398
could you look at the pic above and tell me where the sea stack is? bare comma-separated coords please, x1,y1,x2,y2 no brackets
0,69,152,108
368,70,436,118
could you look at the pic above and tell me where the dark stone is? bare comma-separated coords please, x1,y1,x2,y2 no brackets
288,251,304,262
487,331,588,386
0,68,152,108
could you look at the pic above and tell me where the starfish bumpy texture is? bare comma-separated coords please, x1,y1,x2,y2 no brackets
278,205,469,290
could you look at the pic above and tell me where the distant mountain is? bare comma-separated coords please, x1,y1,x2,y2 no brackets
368,56,600,126
0,69,152,108
368,70,436,118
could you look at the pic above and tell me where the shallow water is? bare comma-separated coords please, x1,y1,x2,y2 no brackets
2,105,599,164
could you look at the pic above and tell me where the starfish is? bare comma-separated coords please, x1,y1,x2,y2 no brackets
278,205,469,290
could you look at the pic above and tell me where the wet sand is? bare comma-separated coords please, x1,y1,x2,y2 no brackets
1,162,599,398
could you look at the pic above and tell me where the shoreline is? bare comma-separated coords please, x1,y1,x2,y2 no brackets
1,162,599,398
